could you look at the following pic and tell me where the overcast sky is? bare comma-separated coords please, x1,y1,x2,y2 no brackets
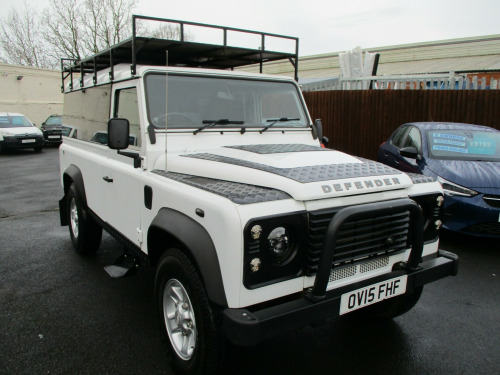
1,0,499,56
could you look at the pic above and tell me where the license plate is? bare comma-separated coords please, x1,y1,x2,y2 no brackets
339,275,408,315
22,139,36,143
48,135,60,139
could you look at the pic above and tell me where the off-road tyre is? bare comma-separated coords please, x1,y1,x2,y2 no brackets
67,183,102,254
155,248,224,375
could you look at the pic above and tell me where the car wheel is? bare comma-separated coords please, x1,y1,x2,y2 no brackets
34,147,43,152
67,183,102,253
357,286,424,320
155,248,224,375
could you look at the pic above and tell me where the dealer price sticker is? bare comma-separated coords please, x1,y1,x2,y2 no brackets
339,275,408,315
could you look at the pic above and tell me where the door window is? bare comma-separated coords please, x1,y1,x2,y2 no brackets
115,87,141,149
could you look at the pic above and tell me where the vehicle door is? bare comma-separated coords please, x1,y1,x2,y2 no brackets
104,83,144,247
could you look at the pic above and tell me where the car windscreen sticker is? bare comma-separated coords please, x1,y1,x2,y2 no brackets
432,145,469,153
432,132,466,141
433,138,467,147
468,137,496,155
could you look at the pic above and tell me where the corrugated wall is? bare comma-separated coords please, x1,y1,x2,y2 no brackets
303,90,500,160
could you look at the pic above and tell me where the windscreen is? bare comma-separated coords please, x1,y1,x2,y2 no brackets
144,73,308,130
45,116,62,126
427,129,500,161
0,115,33,128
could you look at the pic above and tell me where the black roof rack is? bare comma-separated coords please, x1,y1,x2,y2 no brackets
61,15,299,92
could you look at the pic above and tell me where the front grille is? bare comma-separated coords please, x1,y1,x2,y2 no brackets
464,222,500,236
329,256,389,283
307,207,410,275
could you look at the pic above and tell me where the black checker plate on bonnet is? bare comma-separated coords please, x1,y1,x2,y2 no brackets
152,170,291,204
181,153,402,183
225,144,330,154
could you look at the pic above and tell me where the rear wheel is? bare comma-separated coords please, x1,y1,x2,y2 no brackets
359,286,424,320
155,248,224,375
67,183,102,253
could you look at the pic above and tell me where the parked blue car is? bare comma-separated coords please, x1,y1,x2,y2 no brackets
378,122,500,237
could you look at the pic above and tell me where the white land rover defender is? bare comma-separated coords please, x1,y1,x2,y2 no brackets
59,16,458,375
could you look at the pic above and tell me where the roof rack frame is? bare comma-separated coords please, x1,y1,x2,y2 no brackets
61,15,299,92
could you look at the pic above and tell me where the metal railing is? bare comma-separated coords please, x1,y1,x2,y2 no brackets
301,74,500,91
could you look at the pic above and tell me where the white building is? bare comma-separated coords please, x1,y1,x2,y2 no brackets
0,63,63,125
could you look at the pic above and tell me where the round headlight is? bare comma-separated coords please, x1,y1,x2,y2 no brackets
267,227,294,264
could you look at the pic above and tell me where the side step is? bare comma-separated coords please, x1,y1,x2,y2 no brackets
104,253,140,278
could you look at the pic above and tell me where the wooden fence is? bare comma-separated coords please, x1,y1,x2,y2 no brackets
303,90,500,160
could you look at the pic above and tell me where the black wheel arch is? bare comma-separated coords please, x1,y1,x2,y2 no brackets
59,164,87,226
148,208,227,307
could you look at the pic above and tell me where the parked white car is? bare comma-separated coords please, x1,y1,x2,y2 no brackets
0,112,44,153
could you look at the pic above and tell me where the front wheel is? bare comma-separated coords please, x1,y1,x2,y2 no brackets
155,248,224,375
66,183,102,253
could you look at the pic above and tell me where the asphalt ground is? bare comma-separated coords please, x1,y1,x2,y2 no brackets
1,147,499,375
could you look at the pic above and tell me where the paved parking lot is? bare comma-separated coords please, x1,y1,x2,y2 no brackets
1,147,499,375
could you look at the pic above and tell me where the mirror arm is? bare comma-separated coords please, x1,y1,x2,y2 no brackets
118,150,142,168
147,124,156,144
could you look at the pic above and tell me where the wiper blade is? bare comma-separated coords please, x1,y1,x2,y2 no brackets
260,117,300,133
193,119,245,135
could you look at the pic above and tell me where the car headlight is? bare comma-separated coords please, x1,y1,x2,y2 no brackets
437,176,478,197
244,212,307,289
2,131,15,137
267,226,293,264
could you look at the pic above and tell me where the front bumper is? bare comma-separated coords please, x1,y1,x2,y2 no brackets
223,249,458,346
443,194,500,237
1,135,44,149
43,130,63,144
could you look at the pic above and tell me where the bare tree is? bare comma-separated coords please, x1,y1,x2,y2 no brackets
0,0,196,68
0,2,53,68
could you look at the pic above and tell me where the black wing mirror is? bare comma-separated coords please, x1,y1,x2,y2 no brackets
400,146,419,159
312,118,323,141
108,118,130,150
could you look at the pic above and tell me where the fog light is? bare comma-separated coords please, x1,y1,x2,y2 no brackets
436,196,444,207
435,220,442,230
249,258,261,272
250,225,262,240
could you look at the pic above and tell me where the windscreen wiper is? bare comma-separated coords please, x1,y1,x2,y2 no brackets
193,119,245,135
260,117,300,133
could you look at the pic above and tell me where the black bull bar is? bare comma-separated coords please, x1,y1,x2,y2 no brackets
223,198,459,346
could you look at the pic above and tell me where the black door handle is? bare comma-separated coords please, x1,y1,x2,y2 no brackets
103,176,113,182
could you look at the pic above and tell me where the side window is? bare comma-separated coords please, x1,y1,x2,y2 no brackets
404,127,422,153
115,87,141,149
62,85,111,143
